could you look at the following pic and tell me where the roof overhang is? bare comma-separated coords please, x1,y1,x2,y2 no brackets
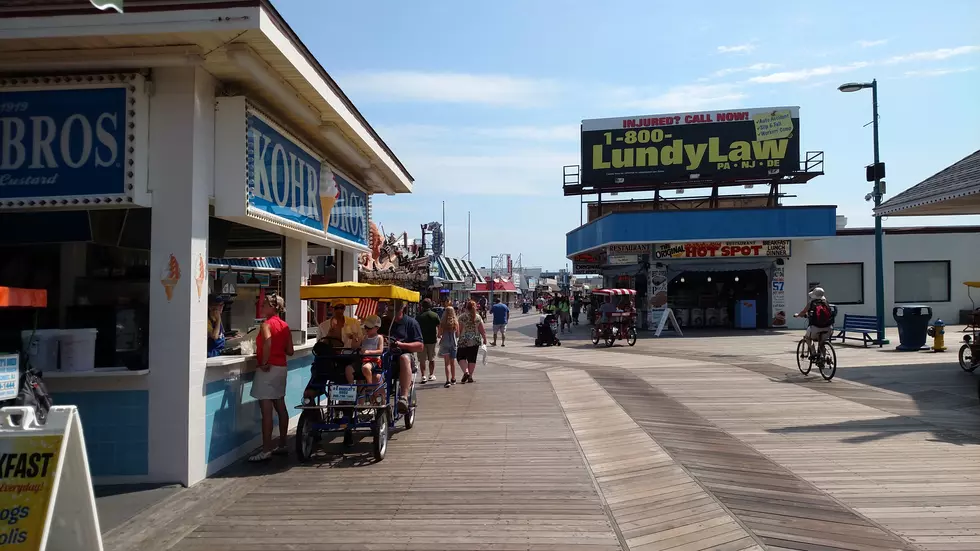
0,0,413,195
875,188,980,217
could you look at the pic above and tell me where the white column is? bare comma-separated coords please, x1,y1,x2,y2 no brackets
146,66,215,486
284,237,308,335
340,249,358,283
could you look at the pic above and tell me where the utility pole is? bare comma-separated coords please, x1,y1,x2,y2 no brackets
466,211,471,260
442,201,446,255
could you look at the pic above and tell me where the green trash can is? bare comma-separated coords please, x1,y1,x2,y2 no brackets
893,305,932,351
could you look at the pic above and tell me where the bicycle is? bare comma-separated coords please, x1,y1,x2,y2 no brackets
794,315,837,381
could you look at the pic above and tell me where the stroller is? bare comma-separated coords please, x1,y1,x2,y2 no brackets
534,313,562,347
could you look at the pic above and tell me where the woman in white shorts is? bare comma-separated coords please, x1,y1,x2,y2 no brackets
249,294,294,462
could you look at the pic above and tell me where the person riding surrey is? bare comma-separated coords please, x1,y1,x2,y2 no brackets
387,302,424,413
318,303,347,345
794,287,834,353
598,296,620,324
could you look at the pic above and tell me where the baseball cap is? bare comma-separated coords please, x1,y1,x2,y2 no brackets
362,315,382,329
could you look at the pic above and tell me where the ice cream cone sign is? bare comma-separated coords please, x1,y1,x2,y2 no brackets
160,253,181,302
319,167,340,229
195,254,206,300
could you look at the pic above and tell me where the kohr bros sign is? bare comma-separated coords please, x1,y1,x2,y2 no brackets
245,107,368,245
0,74,148,208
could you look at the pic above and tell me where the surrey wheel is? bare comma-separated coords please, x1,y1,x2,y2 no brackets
372,408,388,462
295,409,321,463
959,344,977,372
626,327,638,347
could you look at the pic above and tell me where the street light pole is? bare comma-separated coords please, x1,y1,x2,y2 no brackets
870,79,886,345
490,255,498,307
839,78,886,345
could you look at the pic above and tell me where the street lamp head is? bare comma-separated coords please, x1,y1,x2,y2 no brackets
838,82,871,93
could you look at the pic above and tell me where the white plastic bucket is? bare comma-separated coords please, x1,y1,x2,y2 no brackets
59,328,98,372
20,329,62,372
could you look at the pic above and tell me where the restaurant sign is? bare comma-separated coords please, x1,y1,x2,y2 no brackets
607,244,650,255
0,74,150,209
654,240,791,260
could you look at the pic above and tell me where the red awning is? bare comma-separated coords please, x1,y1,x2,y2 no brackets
593,288,636,296
473,280,518,293
0,287,47,308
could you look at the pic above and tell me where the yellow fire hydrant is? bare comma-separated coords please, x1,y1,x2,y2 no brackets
927,320,946,352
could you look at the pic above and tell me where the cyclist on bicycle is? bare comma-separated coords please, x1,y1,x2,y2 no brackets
794,287,834,355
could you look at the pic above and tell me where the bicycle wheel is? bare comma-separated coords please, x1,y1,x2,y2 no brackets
959,344,977,372
591,327,600,346
819,343,837,381
796,339,811,375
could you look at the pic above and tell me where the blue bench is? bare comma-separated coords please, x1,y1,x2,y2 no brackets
833,313,883,347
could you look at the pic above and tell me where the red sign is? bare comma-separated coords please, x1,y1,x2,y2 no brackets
654,240,790,259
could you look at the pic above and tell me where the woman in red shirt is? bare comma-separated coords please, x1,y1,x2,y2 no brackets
249,293,294,462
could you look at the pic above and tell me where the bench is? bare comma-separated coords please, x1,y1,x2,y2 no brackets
832,313,883,347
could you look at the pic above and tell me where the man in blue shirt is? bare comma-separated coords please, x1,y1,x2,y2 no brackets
490,297,510,347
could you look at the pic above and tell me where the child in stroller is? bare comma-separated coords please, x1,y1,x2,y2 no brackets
534,313,562,347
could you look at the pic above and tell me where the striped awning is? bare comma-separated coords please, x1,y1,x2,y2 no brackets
436,256,485,285
593,288,636,296
209,257,283,271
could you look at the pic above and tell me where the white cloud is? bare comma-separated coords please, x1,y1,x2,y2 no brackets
857,39,888,48
377,123,579,144
711,62,779,78
338,71,559,107
613,84,747,112
748,62,870,83
398,151,577,196
904,67,976,78
717,43,756,54
885,45,980,64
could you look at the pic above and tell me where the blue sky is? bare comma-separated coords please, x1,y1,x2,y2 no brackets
276,0,980,271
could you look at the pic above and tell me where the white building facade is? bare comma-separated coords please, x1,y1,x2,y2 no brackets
0,0,412,486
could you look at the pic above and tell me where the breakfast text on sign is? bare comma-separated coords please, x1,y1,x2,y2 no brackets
0,440,60,547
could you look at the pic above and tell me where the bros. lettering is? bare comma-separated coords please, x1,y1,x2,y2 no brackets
0,113,119,170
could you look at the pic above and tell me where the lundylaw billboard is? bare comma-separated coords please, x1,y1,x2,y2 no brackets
580,106,800,191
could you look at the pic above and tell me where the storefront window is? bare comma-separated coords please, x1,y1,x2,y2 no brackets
806,263,864,304
895,261,950,303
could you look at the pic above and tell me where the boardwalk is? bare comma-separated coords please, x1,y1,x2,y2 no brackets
105,316,980,551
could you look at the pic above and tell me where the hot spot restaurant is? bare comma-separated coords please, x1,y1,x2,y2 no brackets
0,0,413,487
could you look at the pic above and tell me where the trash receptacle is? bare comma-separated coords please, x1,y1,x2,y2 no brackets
893,305,932,351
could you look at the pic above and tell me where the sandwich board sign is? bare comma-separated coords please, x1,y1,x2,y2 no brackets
0,405,103,550
650,307,683,337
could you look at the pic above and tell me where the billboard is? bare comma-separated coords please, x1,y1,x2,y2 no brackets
580,106,800,191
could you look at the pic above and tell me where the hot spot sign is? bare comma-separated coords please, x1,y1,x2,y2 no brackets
654,240,791,259
580,106,801,191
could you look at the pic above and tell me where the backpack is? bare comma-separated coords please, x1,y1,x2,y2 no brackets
809,302,833,328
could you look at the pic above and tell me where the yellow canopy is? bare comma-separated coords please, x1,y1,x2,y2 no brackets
965,281,980,289
300,282,421,303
